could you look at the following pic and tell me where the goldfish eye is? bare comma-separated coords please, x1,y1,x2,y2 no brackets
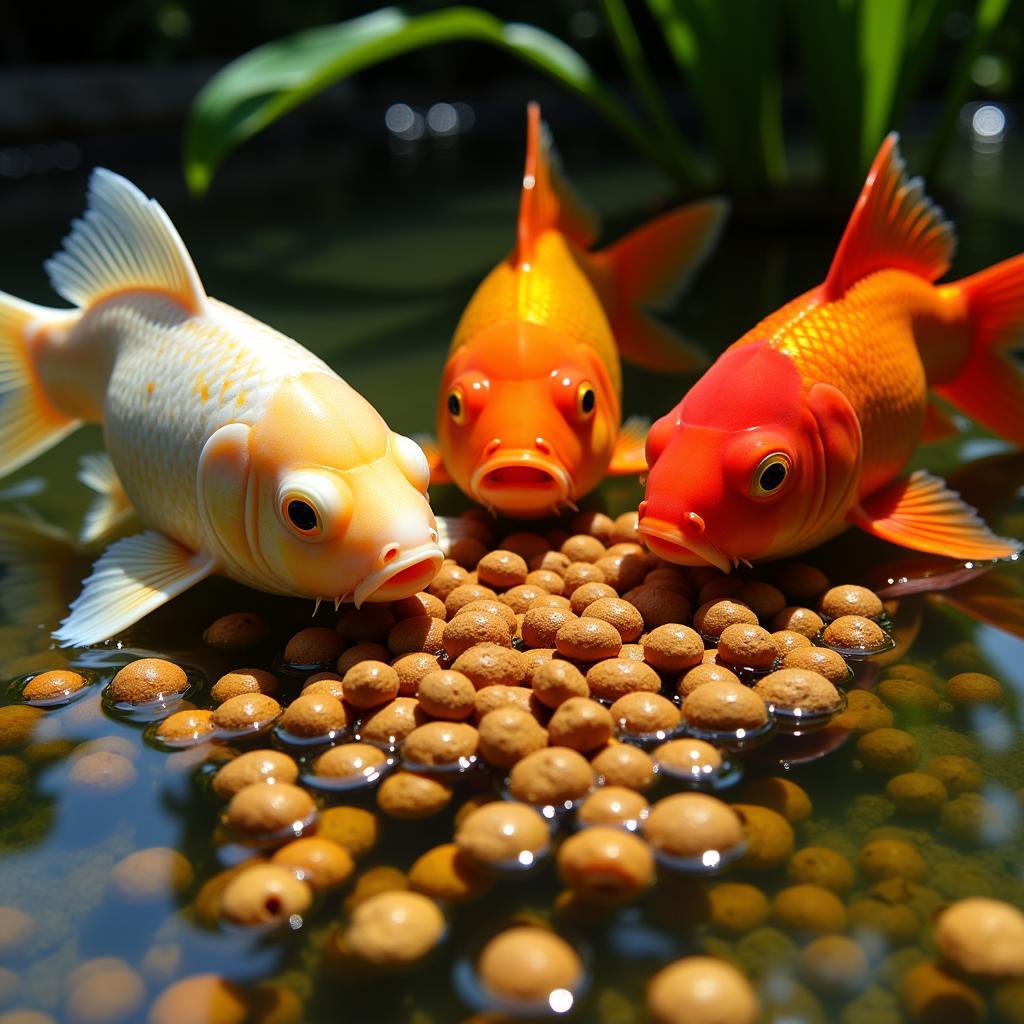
447,388,465,424
278,471,352,541
286,499,319,534
751,453,792,498
576,383,596,420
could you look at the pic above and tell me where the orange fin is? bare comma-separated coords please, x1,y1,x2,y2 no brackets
934,253,1024,446
608,416,650,475
920,401,959,444
851,469,1022,561
594,199,727,373
823,133,955,301
413,434,451,485
514,102,598,266
928,571,1024,640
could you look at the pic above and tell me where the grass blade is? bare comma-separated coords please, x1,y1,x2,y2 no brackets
859,0,911,167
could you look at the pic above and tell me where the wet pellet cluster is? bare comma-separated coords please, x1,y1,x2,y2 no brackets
1,509,1022,1024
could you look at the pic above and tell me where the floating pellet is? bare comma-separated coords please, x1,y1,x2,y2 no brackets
342,661,400,709
586,658,661,701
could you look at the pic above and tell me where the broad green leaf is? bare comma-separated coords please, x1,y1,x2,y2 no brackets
859,0,910,167
185,6,691,194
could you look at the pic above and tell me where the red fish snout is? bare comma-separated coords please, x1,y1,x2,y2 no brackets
684,512,705,535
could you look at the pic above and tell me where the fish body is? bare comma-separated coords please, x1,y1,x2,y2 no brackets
640,134,1024,570
0,170,444,646
428,102,727,518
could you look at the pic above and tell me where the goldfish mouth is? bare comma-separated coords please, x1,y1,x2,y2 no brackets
470,452,572,516
353,543,445,607
638,518,735,574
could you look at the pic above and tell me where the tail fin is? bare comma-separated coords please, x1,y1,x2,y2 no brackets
592,199,729,373
0,292,80,478
935,254,1024,446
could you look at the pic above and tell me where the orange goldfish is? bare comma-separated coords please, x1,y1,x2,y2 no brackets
0,170,444,646
640,134,1023,570
423,103,726,518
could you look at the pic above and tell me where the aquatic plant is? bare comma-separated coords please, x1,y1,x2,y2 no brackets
184,0,1012,198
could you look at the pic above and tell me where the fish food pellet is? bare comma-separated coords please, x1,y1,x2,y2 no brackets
508,746,593,806
781,646,849,683
476,707,547,767
770,630,812,658
220,863,313,927
546,697,613,752
451,644,525,688
279,693,349,740
476,550,528,589
572,510,615,542
698,576,743,603
736,581,787,620
109,847,193,903
68,751,137,796
107,658,187,705
647,956,758,1024
211,668,278,704
625,587,693,630
0,906,34,958
212,750,298,798
773,883,847,936
444,583,497,618
569,581,617,616
377,771,452,818
473,685,533,722
820,584,884,620
773,563,829,603
0,706,43,751
753,668,840,715
359,697,423,746
522,646,556,679
313,743,389,786
556,616,622,661
284,627,345,668
501,531,549,560
643,624,704,673
391,652,441,697
416,670,475,720
925,755,982,795
561,533,606,563
393,591,447,620
562,561,606,596
876,677,941,712
886,772,948,813
64,959,146,1024
337,605,397,643
833,689,893,733
595,553,646,592
148,974,248,1024
22,669,86,705
681,680,769,732
644,566,691,594
498,584,546,615
590,742,655,790
456,800,550,869
448,536,488,569
788,846,855,894
677,662,741,698
934,897,1024,978
946,672,1004,706
336,890,445,968
156,708,215,745
441,610,509,658
428,563,470,602
577,785,649,828
386,616,445,657
611,510,639,543
858,839,928,882
226,781,316,842
336,642,391,676
707,882,770,935
531,661,589,708
530,550,571,576
731,804,795,871
693,599,758,639
527,568,566,595
557,826,655,902
900,962,984,1024
586,658,661,700
610,692,681,736
478,926,582,1005
738,777,811,824
342,661,400,709
582,597,644,642
716,623,778,671
271,837,355,891
204,612,270,649
407,842,492,904
211,693,281,733
456,598,518,635
643,793,745,863
857,728,919,774
652,738,723,779
521,606,576,648
771,606,825,637
822,614,890,651
401,721,478,767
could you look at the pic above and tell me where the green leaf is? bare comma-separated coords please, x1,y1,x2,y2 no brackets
859,0,910,167
185,6,693,194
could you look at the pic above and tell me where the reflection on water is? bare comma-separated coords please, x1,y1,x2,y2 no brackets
0,153,1022,1023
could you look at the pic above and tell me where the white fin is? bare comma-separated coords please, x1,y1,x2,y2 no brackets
0,512,79,630
44,169,206,313
434,515,481,555
78,452,135,544
54,530,217,647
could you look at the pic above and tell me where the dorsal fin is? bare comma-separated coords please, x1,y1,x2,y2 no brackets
823,133,955,301
45,168,206,313
514,102,598,266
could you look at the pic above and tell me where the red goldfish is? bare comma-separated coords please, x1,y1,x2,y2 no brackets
423,103,726,518
640,134,1023,570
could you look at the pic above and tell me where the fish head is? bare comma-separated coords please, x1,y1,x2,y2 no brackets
206,373,443,605
639,342,861,568
437,321,619,517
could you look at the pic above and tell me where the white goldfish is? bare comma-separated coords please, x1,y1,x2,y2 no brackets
0,169,445,646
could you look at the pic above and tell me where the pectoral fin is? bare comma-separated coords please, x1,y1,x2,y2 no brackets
851,470,1022,561
920,401,959,443
78,452,135,543
608,416,650,475
53,531,217,647
412,433,452,485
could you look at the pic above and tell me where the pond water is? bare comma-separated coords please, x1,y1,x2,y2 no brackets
0,138,1022,1024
